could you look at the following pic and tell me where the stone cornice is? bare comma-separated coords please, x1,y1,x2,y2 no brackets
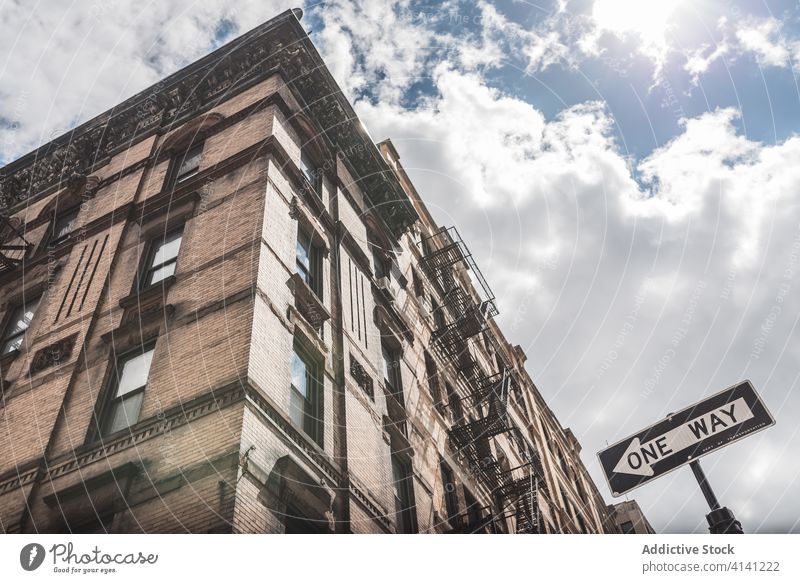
0,8,417,237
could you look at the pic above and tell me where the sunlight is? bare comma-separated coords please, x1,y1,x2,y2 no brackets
592,0,683,45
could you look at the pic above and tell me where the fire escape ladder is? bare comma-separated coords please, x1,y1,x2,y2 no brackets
0,214,32,272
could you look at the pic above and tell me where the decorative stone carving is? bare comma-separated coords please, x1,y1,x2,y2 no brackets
29,333,78,375
349,355,374,400
0,9,417,235
288,196,301,220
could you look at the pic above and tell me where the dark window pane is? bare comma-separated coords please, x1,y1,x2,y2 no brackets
285,506,326,533
392,457,415,533
296,228,321,295
289,388,306,429
176,147,202,183
372,249,388,279
441,462,459,520
446,383,463,423
381,345,392,384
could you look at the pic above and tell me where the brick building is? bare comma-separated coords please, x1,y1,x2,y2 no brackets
609,500,655,534
0,8,639,533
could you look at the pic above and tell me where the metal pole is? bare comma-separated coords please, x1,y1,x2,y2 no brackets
689,460,720,510
689,459,743,534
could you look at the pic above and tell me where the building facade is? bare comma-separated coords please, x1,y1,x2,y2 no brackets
609,500,656,534
0,8,638,534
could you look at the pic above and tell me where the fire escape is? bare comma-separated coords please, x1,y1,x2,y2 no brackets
419,227,547,534
0,214,31,275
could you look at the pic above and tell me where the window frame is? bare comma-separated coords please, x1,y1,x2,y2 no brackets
1,295,41,356
464,488,482,527
49,207,80,246
372,247,390,280
168,143,203,189
296,226,323,298
381,341,403,400
94,343,156,440
423,350,440,403
299,149,322,195
289,342,323,446
445,382,464,424
391,455,417,533
139,227,184,289
431,297,446,330
440,461,460,522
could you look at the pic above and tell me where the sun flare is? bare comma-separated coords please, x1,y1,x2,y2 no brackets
592,0,684,45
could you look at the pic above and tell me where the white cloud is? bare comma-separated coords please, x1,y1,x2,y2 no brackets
735,17,791,68
355,60,800,532
2,0,799,534
0,0,300,162
587,0,683,74
313,0,438,102
683,39,730,84
682,15,800,83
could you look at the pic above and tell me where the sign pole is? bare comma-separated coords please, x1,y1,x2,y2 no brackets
689,459,743,534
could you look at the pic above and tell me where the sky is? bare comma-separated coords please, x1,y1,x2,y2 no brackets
1,0,800,533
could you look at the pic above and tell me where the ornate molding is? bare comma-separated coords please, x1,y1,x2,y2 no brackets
29,333,78,376
349,354,374,400
0,9,417,236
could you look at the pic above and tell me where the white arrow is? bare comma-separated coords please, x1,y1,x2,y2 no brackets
613,397,754,477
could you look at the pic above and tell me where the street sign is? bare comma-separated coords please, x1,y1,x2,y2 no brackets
598,380,775,497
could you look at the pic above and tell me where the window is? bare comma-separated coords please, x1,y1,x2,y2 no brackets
372,248,389,280
464,489,482,527
141,228,183,287
482,330,492,353
412,268,425,298
1,296,40,355
296,227,322,297
99,347,154,437
290,344,322,445
50,208,79,244
170,144,203,187
440,461,460,522
392,456,417,533
300,150,321,193
285,506,327,534
423,350,440,403
431,298,446,330
381,342,403,400
445,382,464,424
620,520,635,534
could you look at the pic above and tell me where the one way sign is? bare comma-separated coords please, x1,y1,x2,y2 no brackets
598,380,775,497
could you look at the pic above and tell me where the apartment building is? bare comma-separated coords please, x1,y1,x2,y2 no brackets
0,8,639,533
